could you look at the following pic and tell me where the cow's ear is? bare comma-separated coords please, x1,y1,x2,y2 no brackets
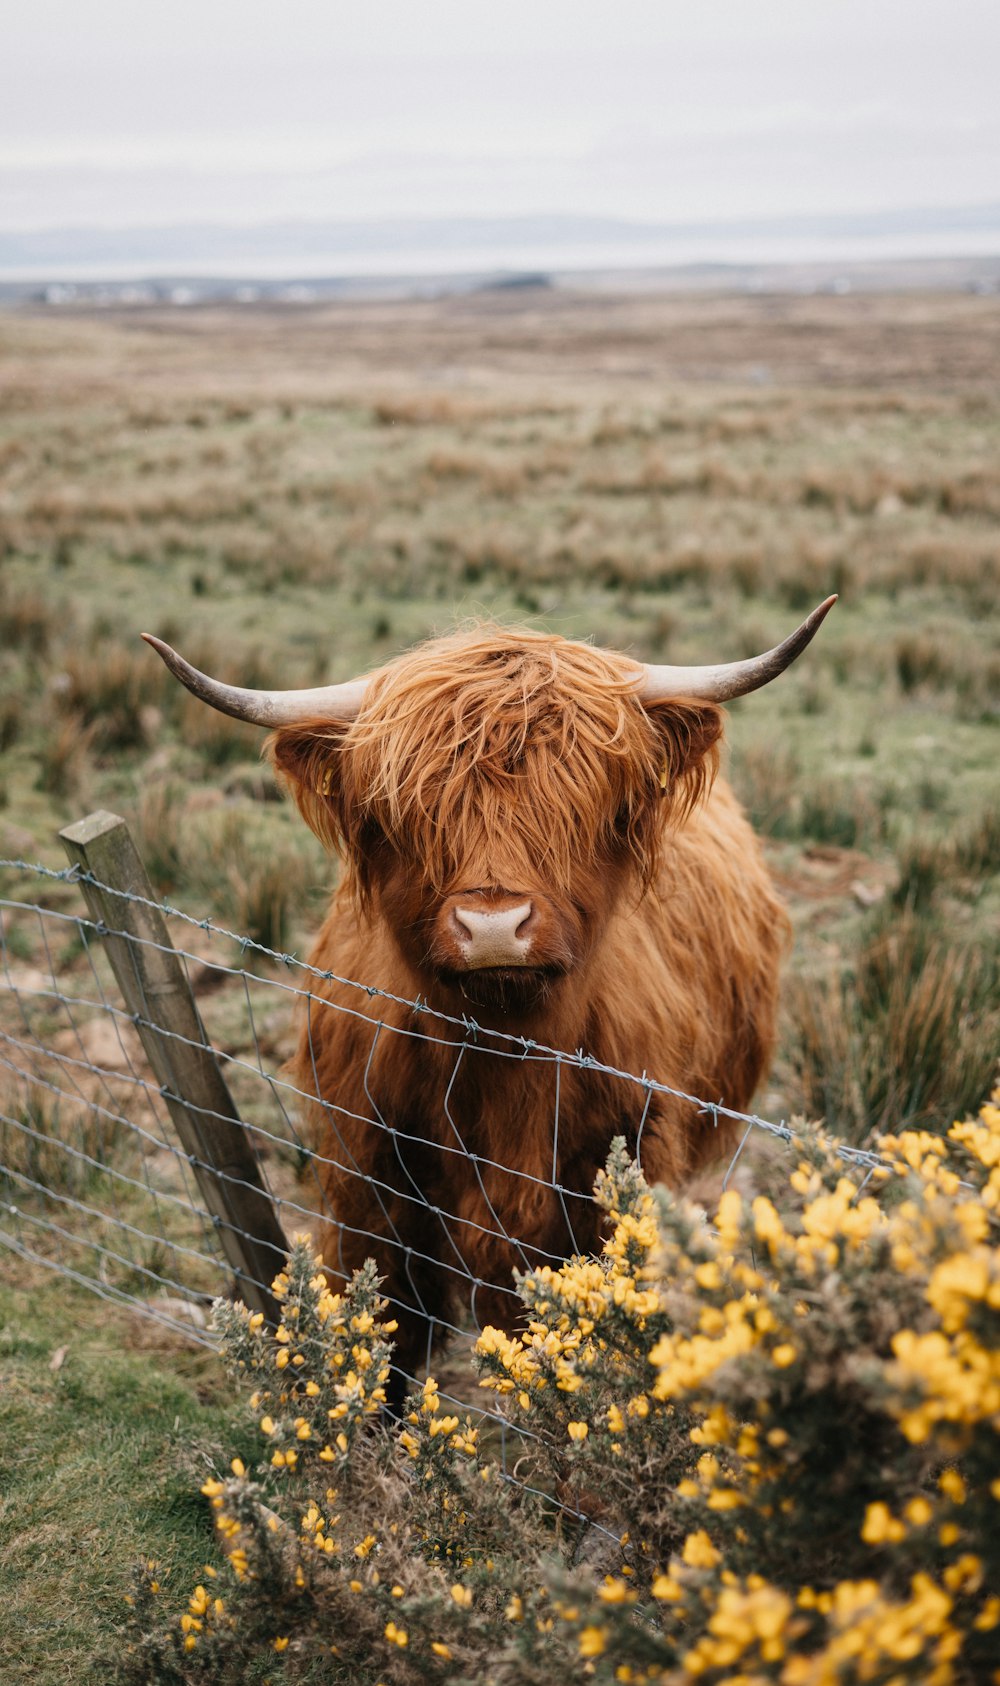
643,699,724,816
266,721,348,851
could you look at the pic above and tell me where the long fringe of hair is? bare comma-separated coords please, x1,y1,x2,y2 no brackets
268,625,722,906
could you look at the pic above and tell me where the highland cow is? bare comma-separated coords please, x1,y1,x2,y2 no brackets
145,598,834,1393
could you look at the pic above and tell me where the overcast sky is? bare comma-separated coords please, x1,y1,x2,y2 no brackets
2,0,999,231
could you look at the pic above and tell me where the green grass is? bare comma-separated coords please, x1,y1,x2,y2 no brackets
0,1273,246,1684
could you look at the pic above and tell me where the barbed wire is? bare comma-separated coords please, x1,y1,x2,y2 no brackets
0,853,895,1538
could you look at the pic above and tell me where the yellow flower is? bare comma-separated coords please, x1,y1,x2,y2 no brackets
230,1457,245,1478
706,1487,744,1511
273,1636,289,1651
939,1469,966,1504
861,1503,906,1546
431,1641,453,1658
384,1621,408,1647
567,1421,589,1442
579,1626,607,1657
752,1195,787,1250
715,1189,743,1248
682,1530,720,1569
451,1583,473,1608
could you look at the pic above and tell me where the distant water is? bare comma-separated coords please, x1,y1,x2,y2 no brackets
4,226,1000,284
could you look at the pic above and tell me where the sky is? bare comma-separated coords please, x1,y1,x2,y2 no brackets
2,0,999,233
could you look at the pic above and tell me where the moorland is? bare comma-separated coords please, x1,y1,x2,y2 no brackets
0,285,998,1677
2,285,998,1125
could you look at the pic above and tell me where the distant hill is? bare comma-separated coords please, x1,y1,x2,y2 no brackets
1,204,999,282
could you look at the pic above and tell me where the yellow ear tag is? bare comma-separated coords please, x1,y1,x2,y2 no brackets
318,768,334,797
659,764,669,792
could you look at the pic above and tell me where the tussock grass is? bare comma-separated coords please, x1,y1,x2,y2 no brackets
34,712,95,797
55,644,165,751
734,746,896,852
785,905,1000,1142
0,691,25,752
131,783,190,894
954,804,1000,877
185,808,322,952
224,852,311,952
892,804,1000,911
0,589,57,654
131,783,323,947
0,1076,129,1197
177,697,261,768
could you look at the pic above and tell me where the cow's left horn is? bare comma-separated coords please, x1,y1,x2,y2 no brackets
141,635,368,725
637,595,837,705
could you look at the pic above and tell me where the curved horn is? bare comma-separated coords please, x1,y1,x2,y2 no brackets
141,635,369,726
637,595,837,705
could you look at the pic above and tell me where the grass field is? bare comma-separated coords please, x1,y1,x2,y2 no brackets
1,286,998,1679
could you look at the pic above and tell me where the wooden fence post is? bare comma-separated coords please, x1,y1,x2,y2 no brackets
59,809,288,1325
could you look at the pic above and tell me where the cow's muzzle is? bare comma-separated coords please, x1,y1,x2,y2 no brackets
431,890,574,978
451,900,534,967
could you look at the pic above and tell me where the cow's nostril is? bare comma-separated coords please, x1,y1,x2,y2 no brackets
452,906,474,939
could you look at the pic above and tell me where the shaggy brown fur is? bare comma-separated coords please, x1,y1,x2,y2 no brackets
269,625,788,1391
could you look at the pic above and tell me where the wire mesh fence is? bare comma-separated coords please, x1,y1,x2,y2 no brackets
0,819,888,1534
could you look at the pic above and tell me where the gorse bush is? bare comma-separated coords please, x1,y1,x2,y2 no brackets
110,1091,1000,1684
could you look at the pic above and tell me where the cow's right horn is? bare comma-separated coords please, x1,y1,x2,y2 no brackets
141,635,368,725
636,595,837,705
